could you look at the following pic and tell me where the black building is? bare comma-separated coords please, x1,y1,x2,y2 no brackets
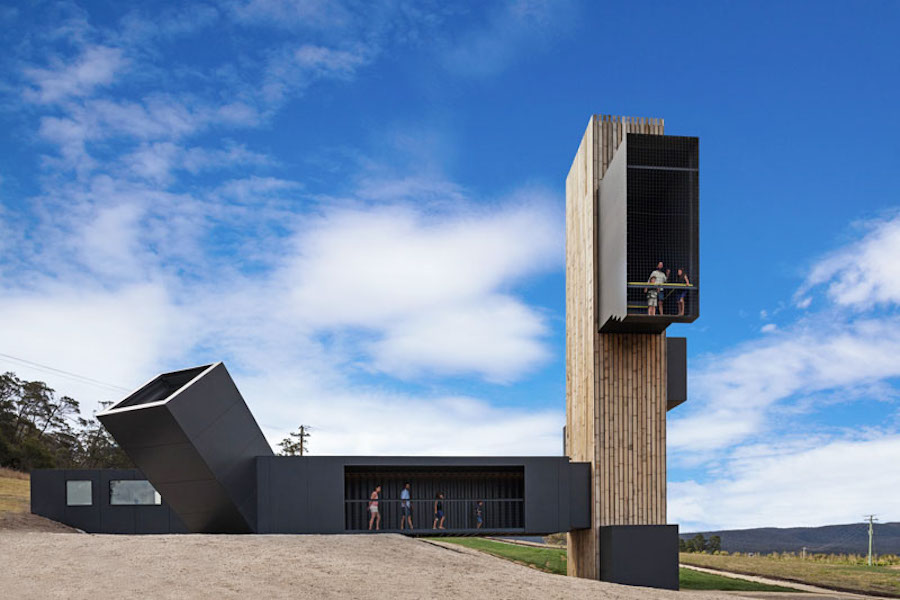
31,363,590,536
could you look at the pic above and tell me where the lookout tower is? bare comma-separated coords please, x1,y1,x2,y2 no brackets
565,115,698,589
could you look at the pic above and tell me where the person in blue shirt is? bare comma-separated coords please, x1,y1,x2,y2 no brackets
400,482,413,530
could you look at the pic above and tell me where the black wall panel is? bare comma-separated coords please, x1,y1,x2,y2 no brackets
30,469,65,521
666,337,688,410
600,525,680,590
30,468,184,533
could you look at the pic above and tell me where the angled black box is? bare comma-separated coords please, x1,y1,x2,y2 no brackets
98,363,273,533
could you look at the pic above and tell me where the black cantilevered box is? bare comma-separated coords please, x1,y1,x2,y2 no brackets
599,133,699,333
97,363,273,533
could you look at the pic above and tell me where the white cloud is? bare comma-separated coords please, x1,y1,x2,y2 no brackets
670,213,900,528
441,0,577,77
229,0,352,29
670,434,900,530
366,296,550,383
673,215,900,458
798,212,900,308
0,283,192,405
261,43,371,105
239,367,562,456
23,45,126,104
670,317,900,454
281,199,560,381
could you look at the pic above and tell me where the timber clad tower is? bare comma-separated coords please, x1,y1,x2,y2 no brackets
566,115,698,588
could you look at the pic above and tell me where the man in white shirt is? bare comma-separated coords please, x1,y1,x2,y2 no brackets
400,482,413,530
649,261,669,315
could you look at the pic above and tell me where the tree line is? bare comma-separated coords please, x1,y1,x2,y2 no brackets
680,533,722,553
0,371,131,471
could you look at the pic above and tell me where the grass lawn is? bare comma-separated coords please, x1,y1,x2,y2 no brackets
681,553,900,598
0,467,29,514
434,538,801,591
436,537,568,575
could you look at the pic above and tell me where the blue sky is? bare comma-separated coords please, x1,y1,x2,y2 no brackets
1,0,899,532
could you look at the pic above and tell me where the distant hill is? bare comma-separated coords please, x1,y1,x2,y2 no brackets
681,522,900,555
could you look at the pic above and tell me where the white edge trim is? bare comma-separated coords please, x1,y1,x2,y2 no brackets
97,362,220,416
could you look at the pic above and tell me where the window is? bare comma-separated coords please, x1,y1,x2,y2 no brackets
110,480,162,505
66,480,92,506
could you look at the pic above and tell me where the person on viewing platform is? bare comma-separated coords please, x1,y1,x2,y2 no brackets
675,268,691,316
645,276,659,315
649,261,669,315
400,482,413,530
474,500,484,529
368,485,381,531
433,492,446,530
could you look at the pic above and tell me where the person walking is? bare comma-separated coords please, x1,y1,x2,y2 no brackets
474,500,484,529
399,482,413,530
368,485,381,531
432,492,445,530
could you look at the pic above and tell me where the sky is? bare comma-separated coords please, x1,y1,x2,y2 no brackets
1,0,899,533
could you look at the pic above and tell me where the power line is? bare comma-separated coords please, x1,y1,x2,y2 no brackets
0,351,130,393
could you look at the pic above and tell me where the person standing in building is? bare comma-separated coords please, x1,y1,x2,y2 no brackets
474,500,484,529
368,485,381,531
646,276,659,315
649,261,669,315
400,482,413,530
433,492,445,529
675,268,691,316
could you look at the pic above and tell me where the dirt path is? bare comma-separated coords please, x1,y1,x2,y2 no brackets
0,532,741,600
682,565,893,599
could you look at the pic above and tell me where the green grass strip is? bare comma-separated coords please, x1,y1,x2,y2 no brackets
432,537,803,592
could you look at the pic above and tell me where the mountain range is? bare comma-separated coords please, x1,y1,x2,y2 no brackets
681,522,900,555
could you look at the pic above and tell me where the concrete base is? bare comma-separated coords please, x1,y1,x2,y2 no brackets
599,524,679,590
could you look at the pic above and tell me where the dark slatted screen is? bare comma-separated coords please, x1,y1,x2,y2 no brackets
344,466,524,532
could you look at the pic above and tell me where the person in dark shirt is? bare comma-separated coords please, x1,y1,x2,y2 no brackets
474,500,484,529
432,492,445,529
675,268,691,316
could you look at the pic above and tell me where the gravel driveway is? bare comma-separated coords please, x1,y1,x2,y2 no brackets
0,531,740,600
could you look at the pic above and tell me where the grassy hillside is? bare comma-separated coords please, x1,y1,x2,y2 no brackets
681,552,900,597
0,467,30,513
435,537,799,591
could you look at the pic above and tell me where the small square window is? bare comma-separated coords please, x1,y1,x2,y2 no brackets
66,480,92,506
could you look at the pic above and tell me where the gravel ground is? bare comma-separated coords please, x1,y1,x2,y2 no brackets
0,532,742,600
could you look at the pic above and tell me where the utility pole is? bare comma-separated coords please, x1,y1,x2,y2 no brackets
297,424,310,456
277,424,312,456
864,515,878,566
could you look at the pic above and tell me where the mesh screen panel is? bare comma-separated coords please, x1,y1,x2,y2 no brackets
626,134,699,317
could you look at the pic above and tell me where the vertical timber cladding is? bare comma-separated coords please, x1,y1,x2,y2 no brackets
565,115,665,579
